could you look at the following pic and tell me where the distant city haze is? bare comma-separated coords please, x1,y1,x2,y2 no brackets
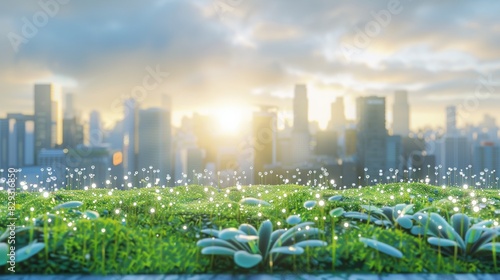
0,1,499,130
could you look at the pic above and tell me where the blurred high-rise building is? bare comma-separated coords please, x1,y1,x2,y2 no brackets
138,107,172,185
64,93,75,119
89,110,103,146
344,128,357,157
386,135,402,171
293,84,309,132
356,96,388,180
446,106,457,136
38,148,66,187
444,136,469,176
62,93,84,149
402,136,426,169
34,84,62,164
473,141,500,175
74,145,111,188
252,106,277,183
7,114,35,167
408,153,436,183
0,119,10,168
315,130,338,158
329,97,346,132
392,90,410,136
291,84,310,166
123,98,138,175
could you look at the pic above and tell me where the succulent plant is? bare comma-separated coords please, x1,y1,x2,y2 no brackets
1,200,98,267
411,212,500,258
359,237,403,259
0,227,46,267
342,204,415,229
197,215,326,269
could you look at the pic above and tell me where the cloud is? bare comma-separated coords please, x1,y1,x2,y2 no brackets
0,0,499,129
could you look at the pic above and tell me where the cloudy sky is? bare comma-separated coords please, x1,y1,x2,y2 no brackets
1,0,499,130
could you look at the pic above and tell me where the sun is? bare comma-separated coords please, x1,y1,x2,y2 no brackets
214,107,244,135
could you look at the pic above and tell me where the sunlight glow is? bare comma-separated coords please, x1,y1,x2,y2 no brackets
214,107,244,135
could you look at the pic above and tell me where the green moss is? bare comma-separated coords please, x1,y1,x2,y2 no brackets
1,182,499,274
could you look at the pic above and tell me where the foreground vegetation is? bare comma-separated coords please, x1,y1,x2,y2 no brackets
1,183,499,274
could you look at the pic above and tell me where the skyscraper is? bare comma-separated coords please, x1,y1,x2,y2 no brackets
392,90,410,136
356,96,388,180
444,136,469,172
34,84,62,164
473,141,500,175
446,106,457,136
89,110,103,146
7,114,35,167
315,130,338,158
252,106,277,182
386,135,402,171
329,97,346,132
64,93,75,119
123,98,138,175
137,107,172,184
0,119,9,169
62,93,83,149
291,84,310,165
293,84,309,132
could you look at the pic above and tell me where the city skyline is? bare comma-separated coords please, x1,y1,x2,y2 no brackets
1,81,500,188
1,1,500,130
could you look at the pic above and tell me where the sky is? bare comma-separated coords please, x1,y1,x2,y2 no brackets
1,0,500,131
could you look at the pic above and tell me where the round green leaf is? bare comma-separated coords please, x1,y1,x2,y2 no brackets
219,228,247,240
328,195,342,202
295,240,327,248
196,238,239,251
234,251,262,268
238,224,258,236
396,216,413,229
270,246,304,255
329,207,345,218
303,200,317,209
201,246,236,256
239,198,270,206
235,235,259,243
83,210,100,220
53,201,83,210
428,237,459,247
16,242,45,263
359,237,403,259
286,215,302,225
0,242,8,266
